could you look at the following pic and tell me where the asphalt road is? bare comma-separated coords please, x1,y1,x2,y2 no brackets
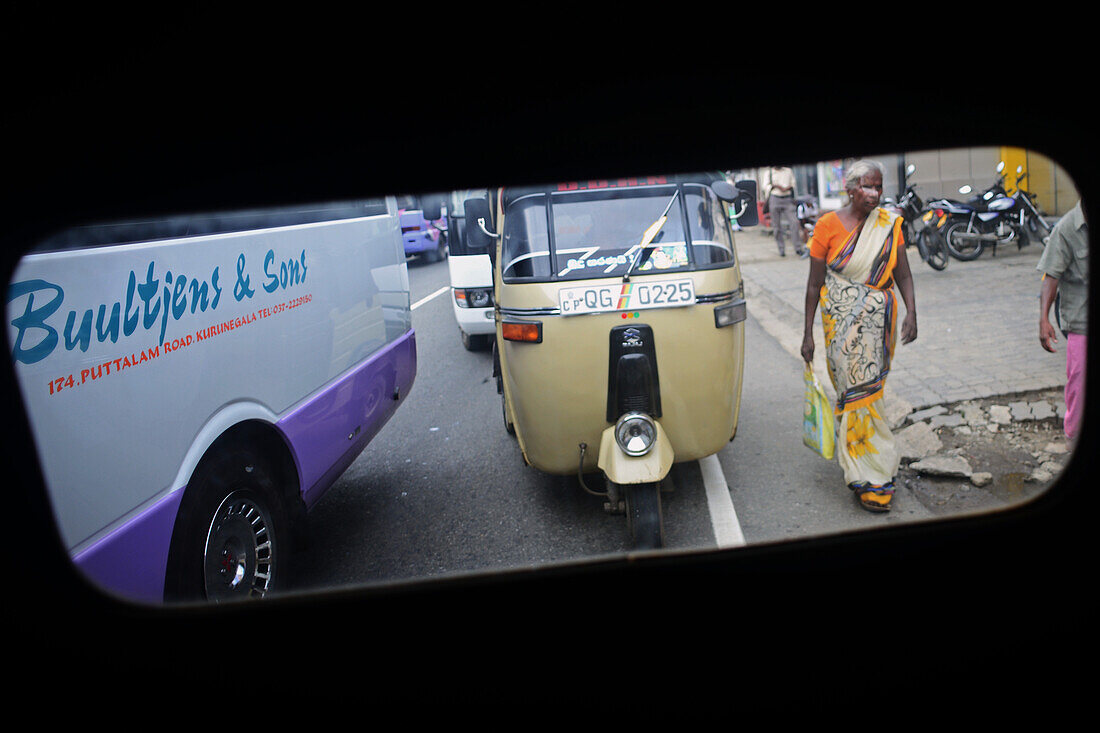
286,253,938,597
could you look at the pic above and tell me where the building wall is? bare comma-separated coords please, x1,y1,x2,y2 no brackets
900,147,1076,216
742,147,1078,216
1023,150,1078,215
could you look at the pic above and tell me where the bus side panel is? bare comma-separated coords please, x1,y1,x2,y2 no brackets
7,213,411,561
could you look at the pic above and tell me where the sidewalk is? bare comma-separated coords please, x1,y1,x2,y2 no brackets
735,224,1067,419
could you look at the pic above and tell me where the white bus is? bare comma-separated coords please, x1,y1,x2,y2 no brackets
6,198,416,604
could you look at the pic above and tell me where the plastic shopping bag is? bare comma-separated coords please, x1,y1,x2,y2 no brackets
802,363,835,460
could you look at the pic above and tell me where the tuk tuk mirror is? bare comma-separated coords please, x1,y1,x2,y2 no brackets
463,197,497,258
906,163,916,177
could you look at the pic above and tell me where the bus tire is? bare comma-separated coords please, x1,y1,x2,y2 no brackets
164,446,290,603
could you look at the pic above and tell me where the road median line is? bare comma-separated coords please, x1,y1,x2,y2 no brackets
412,285,449,311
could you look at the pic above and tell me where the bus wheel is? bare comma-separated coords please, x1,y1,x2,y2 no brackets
166,448,290,603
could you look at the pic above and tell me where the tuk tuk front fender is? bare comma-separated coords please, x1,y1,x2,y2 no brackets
597,419,674,485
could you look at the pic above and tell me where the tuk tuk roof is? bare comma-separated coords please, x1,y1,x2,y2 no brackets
500,172,725,208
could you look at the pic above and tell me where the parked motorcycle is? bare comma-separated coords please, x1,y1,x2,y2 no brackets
933,161,1048,261
888,164,948,271
919,205,951,269
1003,165,1054,246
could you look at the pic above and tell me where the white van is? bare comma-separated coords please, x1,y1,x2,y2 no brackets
443,189,495,350
6,198,416,604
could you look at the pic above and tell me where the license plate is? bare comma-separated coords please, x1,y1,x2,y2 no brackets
558,278,696,316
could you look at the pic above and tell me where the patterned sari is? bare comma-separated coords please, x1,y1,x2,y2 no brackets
819,207,903,492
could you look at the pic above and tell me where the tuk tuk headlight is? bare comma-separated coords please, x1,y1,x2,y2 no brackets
615,412,657,457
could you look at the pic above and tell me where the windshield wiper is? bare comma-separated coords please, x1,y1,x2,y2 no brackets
623,189,679,282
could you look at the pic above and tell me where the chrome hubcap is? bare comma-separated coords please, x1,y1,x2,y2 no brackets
203,491,275,601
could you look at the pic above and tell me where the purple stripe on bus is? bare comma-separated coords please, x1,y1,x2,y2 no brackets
278,329,417,510
74,488,185,605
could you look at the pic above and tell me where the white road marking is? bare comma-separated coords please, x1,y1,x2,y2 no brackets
699,454,745,548
412,286,450,311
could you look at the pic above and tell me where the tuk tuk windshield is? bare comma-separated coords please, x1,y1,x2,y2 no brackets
501,183,734,282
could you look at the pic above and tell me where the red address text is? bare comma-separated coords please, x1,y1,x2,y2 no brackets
45,293,313,396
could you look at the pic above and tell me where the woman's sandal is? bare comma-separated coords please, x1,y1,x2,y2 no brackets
857,486,894,513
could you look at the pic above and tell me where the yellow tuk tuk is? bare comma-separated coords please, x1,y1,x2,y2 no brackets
464,173,758,548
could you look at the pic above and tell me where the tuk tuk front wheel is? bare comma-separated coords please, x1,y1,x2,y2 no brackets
624,482,663,550
501,392,515,435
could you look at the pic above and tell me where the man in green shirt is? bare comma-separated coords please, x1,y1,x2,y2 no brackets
1038,200,1089,442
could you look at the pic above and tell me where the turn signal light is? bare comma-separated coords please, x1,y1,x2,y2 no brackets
502,321,542,343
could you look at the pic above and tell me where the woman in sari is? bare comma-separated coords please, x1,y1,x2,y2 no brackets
800,160,918,512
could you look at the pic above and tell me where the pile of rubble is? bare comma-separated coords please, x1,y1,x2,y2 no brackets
891,388,1071,514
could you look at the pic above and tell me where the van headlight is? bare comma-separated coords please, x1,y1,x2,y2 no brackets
615,412,657,456
468,288,492,308
454,288,494,308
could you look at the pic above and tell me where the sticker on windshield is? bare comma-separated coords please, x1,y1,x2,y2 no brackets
557,244,689,278
559,278,695,316
639,245,688,271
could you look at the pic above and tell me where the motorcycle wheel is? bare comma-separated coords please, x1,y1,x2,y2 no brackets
944,221,984,261
920,229,949,271
1028,213,1052,243
1014,221,1031,250
913,225,930,261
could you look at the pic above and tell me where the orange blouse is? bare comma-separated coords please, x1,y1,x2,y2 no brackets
809,210,905,261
